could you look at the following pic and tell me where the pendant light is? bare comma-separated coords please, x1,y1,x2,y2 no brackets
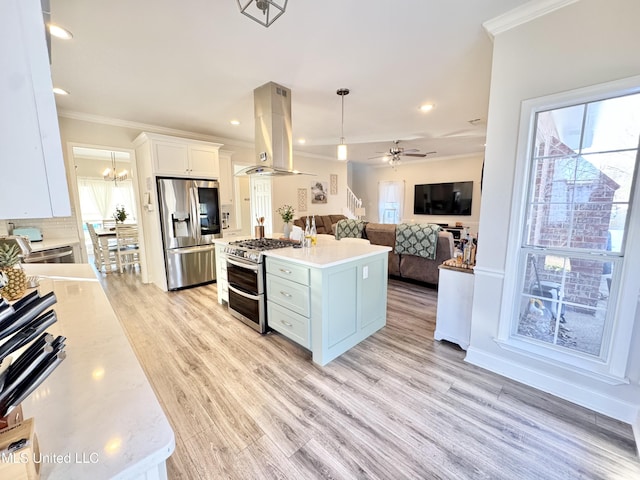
337,88,350,161
237,0,288,28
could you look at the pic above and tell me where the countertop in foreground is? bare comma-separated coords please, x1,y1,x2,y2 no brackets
19,264,175,479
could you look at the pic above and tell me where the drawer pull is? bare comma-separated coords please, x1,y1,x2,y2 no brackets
279,268,292,274
280,320,293,327
280,291,292,298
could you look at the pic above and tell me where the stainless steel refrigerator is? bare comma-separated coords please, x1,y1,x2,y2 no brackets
157,177,222,290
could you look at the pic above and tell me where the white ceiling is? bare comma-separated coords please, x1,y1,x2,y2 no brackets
50,0,531,165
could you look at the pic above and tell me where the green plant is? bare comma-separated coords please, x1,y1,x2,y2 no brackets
114,205,128,223
0,244,21,268
277,204,295,223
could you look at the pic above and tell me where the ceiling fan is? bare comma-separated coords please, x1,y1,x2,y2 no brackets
369,140,436,166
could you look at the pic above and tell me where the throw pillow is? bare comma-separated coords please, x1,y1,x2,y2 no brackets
335,219,366,240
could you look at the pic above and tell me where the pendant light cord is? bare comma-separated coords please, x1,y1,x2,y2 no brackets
337,88,350,144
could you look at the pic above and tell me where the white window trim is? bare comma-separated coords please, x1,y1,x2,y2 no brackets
497,74,640,382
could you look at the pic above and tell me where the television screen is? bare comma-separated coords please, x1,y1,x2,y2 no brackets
414,181,473,216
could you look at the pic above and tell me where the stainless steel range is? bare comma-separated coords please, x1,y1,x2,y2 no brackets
224,238,293,333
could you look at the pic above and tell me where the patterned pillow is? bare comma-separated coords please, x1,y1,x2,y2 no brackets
394,223,440,259
335,219,367,240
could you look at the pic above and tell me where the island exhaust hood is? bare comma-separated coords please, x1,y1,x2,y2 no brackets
236,81,312,176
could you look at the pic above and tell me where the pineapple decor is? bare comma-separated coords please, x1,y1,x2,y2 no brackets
0,243,26,301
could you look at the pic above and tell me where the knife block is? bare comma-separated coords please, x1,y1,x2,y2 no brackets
0,417,40,480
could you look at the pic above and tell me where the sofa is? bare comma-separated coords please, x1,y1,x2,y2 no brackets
364,223,454,286
294,214,455,286
293,214,347,235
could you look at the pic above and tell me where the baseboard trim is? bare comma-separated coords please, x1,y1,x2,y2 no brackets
465,347,640,426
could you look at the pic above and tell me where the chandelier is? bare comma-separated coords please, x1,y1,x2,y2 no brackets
103,152,128,185
237,0,288,28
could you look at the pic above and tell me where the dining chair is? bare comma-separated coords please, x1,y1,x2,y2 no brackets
87,222,118,273
102,219,117,229
115,224,140,273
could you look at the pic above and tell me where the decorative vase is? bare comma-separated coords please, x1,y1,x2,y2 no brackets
283,222,291,239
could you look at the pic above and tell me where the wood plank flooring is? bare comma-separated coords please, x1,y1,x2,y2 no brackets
98,271,639,479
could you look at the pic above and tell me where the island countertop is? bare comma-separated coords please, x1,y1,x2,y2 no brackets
263,240,391,268
18,264,175,479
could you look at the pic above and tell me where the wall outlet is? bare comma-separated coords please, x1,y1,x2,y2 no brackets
363,266,369,279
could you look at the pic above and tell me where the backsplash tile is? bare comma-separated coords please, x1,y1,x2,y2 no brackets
2,205,80,240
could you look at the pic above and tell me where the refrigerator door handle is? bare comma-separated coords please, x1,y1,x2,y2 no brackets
167,245,215,255
189,181,200,242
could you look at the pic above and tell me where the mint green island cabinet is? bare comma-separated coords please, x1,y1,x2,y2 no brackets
264,240,391,366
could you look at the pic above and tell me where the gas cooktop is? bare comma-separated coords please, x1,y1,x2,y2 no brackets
224,238,294,263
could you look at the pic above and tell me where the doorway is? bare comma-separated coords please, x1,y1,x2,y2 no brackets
67,144,145,278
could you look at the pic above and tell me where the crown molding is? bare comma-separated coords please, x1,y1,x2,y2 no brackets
57,109,255,149
483,0,579,39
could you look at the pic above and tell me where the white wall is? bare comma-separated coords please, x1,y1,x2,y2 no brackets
468,0,640,425
271,155,349,233
352,154,484,234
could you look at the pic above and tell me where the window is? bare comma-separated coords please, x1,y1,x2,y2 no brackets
378,181,404,223
505,86,640,379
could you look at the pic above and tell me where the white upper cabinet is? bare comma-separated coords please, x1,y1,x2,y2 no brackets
0,0,71,219
135,133,222,178
218,150,234,205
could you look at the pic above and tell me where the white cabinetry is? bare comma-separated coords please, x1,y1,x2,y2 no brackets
135,133,222,178
0,0,71,219
219,150,234,205
435,265,474,350
215,243,228,304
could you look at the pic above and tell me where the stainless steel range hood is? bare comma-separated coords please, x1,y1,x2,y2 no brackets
236,81,312,176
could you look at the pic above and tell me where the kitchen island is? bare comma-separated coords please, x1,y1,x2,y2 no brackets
18,264,175,479
264,238,391,365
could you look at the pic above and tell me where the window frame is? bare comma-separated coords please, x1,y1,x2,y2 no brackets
497,75,640,383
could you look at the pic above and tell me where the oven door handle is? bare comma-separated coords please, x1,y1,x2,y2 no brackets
226,258,260,271
228,284,261,301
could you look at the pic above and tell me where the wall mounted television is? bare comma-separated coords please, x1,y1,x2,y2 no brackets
413,181,473,216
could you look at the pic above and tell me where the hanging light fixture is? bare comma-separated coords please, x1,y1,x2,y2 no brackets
337,88,350,161
237,0,288,28
103,152,128,185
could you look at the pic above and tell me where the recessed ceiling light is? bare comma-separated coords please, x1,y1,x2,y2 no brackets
48,24,73,40
53,87,69,95
298,138,306,144
419,103,434,112
229,120,240,126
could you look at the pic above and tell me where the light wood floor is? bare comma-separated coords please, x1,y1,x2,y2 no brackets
98,271,639,479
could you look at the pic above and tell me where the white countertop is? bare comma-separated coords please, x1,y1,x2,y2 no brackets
19,264,175,479
264,238,391,268
214,234,390,268
28,236,80,252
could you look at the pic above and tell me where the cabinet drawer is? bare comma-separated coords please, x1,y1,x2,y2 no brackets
266,258,310,286
267,302,310,349
267,275,310,317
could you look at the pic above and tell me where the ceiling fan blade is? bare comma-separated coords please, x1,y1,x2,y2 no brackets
368,154,389,160
402,148,420,153
403,151,437,157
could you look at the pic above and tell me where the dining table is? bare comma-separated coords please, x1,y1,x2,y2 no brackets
94,223,137,250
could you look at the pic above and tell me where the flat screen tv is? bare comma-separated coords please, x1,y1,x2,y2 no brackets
413,181,473,216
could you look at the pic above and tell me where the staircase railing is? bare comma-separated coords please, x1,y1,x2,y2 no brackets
344,186,363,219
